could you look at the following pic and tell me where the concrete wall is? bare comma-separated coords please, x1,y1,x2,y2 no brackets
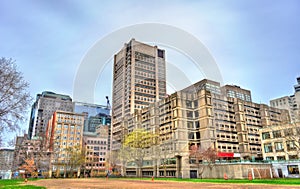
190,163,273,179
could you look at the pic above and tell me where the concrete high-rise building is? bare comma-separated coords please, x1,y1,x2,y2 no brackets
270,77,300,123
118,79,290,178
28,91,73,139
111,39,166,150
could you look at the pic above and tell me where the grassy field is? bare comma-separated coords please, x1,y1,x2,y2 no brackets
122,177,300,185
0,179,45,189
1,177,300,188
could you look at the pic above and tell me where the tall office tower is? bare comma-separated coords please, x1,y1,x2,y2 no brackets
270,77,300,123
28,91,73,139
111,39,166,150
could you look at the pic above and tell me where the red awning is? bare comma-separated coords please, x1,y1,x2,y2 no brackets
217,152,234,157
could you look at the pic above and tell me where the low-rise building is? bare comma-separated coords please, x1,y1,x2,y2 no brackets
260,122,300,161
12,134,50,178
260,122,300,178
83,125,109,177
0,148,14,179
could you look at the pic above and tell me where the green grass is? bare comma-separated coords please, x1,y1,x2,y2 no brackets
120,177,300,185
0,179,45,189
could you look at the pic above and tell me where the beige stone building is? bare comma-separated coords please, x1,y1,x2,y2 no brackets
270,77,300,123
46,111,85,177
119,79,290,178
260,122,300,161
83,125,109,177
112,39,166,150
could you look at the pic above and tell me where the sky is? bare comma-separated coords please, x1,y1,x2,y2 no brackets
1,0,300,139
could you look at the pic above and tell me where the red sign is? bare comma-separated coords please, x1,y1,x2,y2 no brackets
218,152,234,157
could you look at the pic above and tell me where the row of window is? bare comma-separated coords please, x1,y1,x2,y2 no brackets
86,146,107,150
86,151,106,156
85,163,105,167
56,124,82,130
86,140,107,145
264,141,297,153
262,128,299,140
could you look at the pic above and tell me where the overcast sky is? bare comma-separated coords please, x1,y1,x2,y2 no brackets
1,0,300,138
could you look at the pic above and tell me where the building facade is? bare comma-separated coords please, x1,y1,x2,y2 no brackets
11,134,50,178
83,126,109,177
28,91,73,139
260,122,300,178
46,111,85,177
260,122,300,161
111,39,166,150
73,102,110,133
0,148,14,179
119,79,290,178
270,77,300,123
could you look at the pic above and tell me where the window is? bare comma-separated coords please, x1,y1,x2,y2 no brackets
287,141,296,151
264,143,273,153
275,142,284,152
187,121,193,129
289,155,298,160
186,111,193,118
194,100,198,108
287,165,299,174
262,132,271,140
273,131,282,138
277,156,285,161
186,100,192,108
188,132,195,139
194,111,199,118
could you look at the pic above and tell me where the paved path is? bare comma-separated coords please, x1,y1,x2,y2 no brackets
25,178,300,189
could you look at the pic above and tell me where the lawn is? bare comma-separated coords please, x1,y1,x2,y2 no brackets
1,177,300,189
0,179,45,189
122,177,300,185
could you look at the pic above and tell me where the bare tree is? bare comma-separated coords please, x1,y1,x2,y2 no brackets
0,57,31,144
189,145,218,179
